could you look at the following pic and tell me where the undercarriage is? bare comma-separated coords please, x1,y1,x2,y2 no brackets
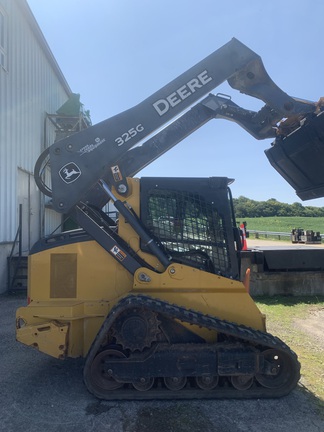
84,295,300,400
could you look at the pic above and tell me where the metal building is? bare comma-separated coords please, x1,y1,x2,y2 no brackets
0,0,77,293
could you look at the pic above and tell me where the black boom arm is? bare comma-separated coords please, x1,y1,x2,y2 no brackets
35,37,319,212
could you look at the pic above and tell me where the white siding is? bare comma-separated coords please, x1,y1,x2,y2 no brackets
0,0,70,243
0,0,72,291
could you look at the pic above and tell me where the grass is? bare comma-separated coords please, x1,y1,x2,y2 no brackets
255,296,324,408
241,217,324,233
244,219,324,404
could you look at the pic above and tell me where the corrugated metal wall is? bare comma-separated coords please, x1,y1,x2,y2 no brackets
0,0,70,243
0,0,73,291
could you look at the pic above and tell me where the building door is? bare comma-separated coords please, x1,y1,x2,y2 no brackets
17,169,40,252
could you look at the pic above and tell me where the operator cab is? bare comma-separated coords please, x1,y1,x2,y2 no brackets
140,177,241,280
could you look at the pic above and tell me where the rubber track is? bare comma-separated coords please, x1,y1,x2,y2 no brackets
83,295,300,400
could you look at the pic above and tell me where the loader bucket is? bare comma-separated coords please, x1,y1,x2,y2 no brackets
265,111,324,201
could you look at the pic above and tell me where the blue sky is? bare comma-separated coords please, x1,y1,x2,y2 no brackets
27,0,324,205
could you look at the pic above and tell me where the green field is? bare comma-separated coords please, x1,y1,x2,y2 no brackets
240,217,324,234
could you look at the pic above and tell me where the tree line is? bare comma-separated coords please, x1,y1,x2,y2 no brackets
233,196,324,218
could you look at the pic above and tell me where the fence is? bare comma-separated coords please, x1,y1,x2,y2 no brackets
248,230,324,241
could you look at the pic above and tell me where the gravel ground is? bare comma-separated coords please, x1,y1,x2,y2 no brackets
1,293,323,432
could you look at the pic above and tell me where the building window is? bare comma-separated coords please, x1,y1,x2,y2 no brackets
0,8,7,70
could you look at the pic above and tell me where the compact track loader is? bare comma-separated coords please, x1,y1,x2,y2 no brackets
16,38,324,400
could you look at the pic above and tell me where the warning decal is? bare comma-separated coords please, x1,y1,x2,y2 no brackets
110,245,126,261
111,165,123,182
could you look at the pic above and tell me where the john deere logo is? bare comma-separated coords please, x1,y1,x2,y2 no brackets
59,163,81,184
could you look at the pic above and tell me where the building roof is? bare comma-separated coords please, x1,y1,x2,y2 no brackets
17,0,72,95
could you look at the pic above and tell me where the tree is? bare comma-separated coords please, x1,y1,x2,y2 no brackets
233,196,324,218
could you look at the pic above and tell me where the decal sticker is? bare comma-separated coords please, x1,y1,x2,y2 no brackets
79,137,106,156
111,165,123,182
115,124,144,146
59,163,81,184
152,70,212,116
110,245,126,261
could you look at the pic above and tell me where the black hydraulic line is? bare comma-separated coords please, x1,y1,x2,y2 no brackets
34,147,52,197
99,180,171,268
75,205,143,275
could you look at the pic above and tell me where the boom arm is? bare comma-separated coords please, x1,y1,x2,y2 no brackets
35,37,321,214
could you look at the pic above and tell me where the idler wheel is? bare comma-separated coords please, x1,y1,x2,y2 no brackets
132,377,155,392
195,375,219,390
256,349,296,389
164,376,187,391
89,348,126,391
230,375,254,390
